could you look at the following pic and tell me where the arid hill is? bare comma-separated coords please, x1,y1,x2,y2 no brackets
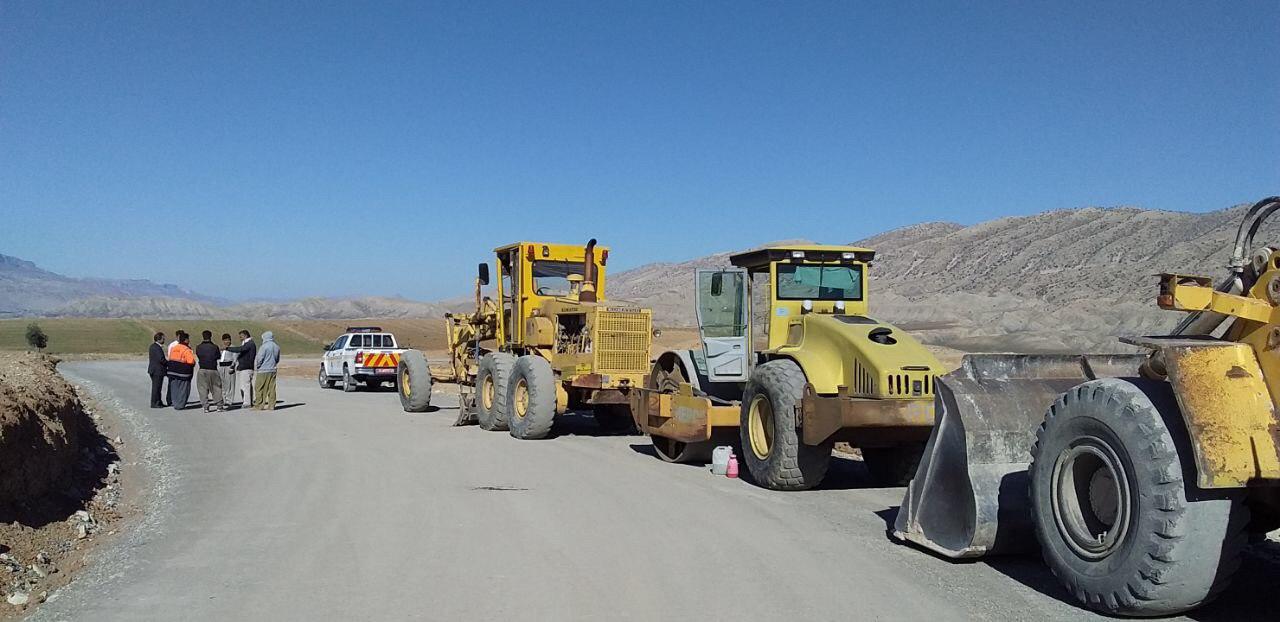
609,202,1274,353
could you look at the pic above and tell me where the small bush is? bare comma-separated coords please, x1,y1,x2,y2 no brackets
25,323,49,351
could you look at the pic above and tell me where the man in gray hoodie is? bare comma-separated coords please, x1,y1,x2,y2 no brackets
252,331,282,410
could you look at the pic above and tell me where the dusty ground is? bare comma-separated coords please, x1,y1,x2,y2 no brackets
0,354,128,617
26,360,1280,621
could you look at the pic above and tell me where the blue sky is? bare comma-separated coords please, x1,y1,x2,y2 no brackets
2,1,1277,300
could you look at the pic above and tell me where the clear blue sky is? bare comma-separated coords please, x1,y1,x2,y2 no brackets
2,1,1277,300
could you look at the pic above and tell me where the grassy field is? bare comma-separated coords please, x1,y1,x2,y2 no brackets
0,319,325,355
0,318,701,357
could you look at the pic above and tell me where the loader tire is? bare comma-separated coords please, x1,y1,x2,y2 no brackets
593,403,637,435
476,352,515,431
739,359,832,490
507,356,556,440
1029,378,1249,617
397,350,433,412
861,443,925,487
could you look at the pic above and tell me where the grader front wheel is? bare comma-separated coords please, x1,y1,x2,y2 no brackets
397,350,433,412
507,356,556,440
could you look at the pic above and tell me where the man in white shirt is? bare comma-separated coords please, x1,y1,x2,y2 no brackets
218,333,237,411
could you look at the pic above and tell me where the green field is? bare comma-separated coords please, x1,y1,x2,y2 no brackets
0,319,328,355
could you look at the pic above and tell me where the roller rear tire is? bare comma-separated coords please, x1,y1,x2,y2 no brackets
739,359,831,490
862,443,925,487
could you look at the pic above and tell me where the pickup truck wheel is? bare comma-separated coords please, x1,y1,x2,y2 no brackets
397,350,433,412
342,366,357,393
317,366,334,389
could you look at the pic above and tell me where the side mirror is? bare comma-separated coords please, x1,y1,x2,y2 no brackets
478,263,490,286
322,343,332,351
710,272,724,296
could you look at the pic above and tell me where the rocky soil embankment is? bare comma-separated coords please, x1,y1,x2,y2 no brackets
0,353,123,616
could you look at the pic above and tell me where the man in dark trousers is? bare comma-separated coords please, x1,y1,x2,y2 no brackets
194,330,224,412
148,332,167,408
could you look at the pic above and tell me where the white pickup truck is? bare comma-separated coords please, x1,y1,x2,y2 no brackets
318,327,406,392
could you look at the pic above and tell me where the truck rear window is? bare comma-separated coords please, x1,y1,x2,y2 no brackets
348,334,395,348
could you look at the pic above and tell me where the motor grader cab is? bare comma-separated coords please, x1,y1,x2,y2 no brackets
894,196,1280,617
399,239,653,439
632,244,942,490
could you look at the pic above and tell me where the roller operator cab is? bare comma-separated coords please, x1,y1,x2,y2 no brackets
634,244,942,490
399,239,653,439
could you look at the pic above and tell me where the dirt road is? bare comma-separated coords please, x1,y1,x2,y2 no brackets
34,361,1275,621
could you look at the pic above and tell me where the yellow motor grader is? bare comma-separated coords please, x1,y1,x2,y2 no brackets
632,245,942,489
895,196,1280,617
398,240,653,440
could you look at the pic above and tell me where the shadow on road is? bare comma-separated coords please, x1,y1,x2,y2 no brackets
875,505,1279,621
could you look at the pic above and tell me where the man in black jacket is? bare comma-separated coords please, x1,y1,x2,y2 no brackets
194,330,223,412
148,332,167,408
224,330,257,408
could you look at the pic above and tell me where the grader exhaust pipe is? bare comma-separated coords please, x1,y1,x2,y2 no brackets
581,238,599,303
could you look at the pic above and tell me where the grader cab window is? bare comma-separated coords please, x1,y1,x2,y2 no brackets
776,264,863,300
532,261,586,297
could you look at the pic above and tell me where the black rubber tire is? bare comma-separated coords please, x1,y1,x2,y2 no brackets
507,355,556,440
397,350,433,412
476,352,515,431
652,436,715,463
861,443,925,487
739,359,832,490
342,366,357,393
317,366,334,389
1029,378,1249,617
593,403,637,435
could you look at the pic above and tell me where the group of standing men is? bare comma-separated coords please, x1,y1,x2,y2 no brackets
147,329,281,411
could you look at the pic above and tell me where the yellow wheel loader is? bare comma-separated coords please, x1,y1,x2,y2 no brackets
632,245,942,489
895,196,1280,617
398,240,653,439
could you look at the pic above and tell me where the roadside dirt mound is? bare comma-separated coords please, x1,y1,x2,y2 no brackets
0,353,94,523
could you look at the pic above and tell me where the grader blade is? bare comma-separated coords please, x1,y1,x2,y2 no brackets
892,353,1146,558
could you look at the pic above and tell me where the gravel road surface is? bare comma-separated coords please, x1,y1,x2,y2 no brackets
31,361,1276,621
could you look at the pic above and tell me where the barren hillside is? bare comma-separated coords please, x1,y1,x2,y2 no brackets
610,202,1273,353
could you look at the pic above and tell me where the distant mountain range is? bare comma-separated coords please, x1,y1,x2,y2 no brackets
0,254,222,318
0,253,451,320
5,199,1272,354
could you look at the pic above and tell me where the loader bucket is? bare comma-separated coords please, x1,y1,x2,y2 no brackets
892,353,1147,559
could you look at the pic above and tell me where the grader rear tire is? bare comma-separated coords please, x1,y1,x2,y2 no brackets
476,353,515,431
862,443,925,487
397,350,433,412
593,403,637,435
739,359,832,491
1029,378,1249,616
507,356,556,440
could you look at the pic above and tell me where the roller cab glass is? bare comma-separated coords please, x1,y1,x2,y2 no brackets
775,264,863,301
